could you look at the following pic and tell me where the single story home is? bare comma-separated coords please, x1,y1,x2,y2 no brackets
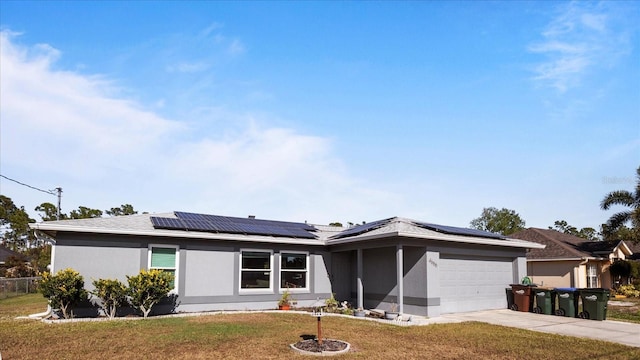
30,211,543,317
0,245,25,268
509,228,636,289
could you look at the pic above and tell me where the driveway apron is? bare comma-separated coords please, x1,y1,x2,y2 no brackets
438,309,640,348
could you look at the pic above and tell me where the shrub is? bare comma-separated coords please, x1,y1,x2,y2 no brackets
324,293,339,313
91,278,128,319
617,284,640,298
126,269,174,318
39,268,87,319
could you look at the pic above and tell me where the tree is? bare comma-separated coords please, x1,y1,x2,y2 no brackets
549,220,600,241
37,203,138,220
609,260,632,286
577,227,599,241
40,268,87,319
600,166,640,243
69,206,103,219
126,269,174,318
470,207,526,235
25,244,52,274
602,224,636,243
0,195,36,251
35,202,66,221
91,278,128,319
105,204,137,216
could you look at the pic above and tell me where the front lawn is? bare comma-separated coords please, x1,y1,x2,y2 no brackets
608,297,640,324
1,294,639,359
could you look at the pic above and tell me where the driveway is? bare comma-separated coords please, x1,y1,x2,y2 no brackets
433,309,640,348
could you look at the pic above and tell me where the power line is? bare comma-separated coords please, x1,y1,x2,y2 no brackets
0,174,57,196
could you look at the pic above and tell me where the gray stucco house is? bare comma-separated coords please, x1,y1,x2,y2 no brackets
30,211,543,317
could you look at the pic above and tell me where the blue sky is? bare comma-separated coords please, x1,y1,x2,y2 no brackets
1,1,638,230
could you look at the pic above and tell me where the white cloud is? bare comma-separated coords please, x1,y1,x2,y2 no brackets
166,61,209,73
0,31,397,224
228,38,245,56
528,2,631,93
199,22,224,38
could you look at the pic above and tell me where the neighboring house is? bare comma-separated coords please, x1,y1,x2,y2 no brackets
0,245,25,268
510,228,635,289
30,211,543,317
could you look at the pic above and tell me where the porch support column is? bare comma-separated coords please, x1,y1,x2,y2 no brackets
396,244,404,314
357,248,364,309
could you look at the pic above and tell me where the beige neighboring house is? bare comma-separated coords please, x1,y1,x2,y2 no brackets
509,228,636,289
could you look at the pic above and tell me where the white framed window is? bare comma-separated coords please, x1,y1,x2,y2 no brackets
239,249,273,293
586,263,598,288
148,244,179,292
280,251,309,292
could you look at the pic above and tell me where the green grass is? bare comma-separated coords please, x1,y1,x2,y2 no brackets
1,294,639,359
608,297,640,324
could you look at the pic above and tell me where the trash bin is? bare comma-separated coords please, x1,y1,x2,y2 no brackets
506,287,514,310
533,288,556,315
555,287,579,317
579,288,610,320
510,284,536,312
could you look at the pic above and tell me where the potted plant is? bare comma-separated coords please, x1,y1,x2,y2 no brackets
278,289,293,310
384,303,399,320
353,307,366,317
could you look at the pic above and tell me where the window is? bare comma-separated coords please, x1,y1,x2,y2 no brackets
587,264,598,288
148,245,179,291
280,252,308,291
240,250,272,291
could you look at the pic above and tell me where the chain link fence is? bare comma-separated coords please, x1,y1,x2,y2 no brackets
0,277,41,299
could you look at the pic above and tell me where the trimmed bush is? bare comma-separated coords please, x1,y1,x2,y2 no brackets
126,269,174,318
91,278,128,319
39,268,87,319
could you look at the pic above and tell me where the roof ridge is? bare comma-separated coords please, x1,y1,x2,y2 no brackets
530,228,588,258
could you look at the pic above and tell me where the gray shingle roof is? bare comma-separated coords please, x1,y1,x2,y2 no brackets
0,245,25,264
30,212,544,249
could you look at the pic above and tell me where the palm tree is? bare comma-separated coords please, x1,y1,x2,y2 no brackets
600,166,640,243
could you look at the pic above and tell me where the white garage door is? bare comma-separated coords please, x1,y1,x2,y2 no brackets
439,255,514,314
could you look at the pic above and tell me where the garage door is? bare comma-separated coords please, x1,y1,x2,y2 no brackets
439,255,514,314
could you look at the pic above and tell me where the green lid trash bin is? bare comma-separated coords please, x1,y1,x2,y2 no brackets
554,288,578,317
510,284,536,312
533,288,556,315
579,288,610,321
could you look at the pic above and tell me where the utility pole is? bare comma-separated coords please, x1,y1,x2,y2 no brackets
56,187,62,220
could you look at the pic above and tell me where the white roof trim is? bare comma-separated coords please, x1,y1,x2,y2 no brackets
325,229,544,249
613,241,633,256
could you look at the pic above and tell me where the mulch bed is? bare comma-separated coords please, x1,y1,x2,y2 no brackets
292,339,348,353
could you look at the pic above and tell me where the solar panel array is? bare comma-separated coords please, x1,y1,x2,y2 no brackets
329,218,394,239
328,217,506,240
414,222,506,239
151,212,317,239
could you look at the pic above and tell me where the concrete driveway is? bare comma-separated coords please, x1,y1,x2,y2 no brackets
433,309,640,348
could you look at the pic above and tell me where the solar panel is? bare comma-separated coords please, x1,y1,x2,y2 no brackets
150,217,185,230
415,222,505,239
181,219,218,232
151,212,317,239
330,218,393,239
